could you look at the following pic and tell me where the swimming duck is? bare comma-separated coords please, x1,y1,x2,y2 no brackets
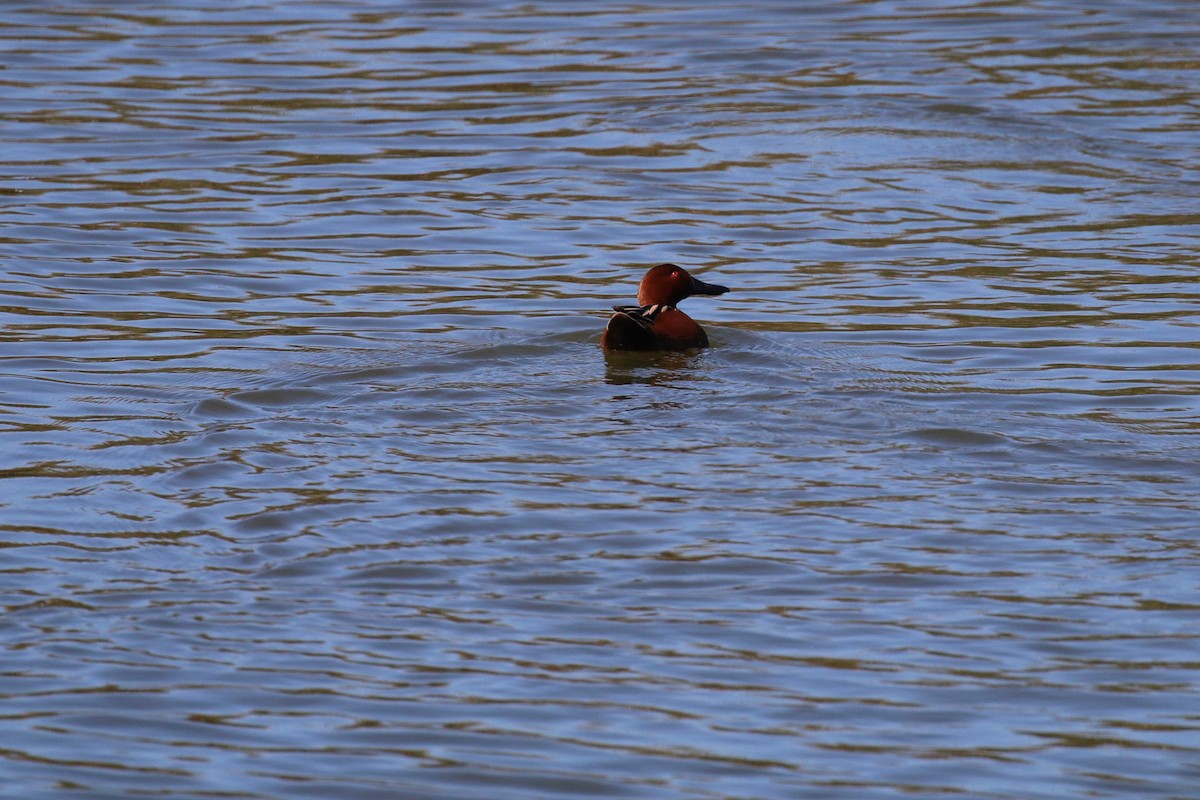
601,264,729,351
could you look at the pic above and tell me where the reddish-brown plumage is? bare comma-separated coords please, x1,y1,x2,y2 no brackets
601,264,729,351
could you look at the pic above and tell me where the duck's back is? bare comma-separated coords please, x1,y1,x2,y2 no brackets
601,308,658,351
602,305,709,351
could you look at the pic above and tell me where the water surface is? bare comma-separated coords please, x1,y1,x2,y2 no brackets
3,2,1200,798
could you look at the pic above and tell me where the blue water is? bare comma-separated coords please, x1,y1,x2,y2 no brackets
2,2,1199,798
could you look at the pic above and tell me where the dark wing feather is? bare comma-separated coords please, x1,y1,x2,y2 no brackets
602,308,658,350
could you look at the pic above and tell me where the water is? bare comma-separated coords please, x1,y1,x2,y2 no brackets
3,1,1199,798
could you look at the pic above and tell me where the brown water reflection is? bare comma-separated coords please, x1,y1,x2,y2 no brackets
2,2,1200,799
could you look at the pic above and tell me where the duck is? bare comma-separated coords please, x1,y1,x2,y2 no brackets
601,263,729,351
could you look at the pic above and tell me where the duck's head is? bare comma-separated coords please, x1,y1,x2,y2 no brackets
636,263,730,306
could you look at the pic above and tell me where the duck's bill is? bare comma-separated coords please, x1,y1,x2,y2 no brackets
691,277,730,296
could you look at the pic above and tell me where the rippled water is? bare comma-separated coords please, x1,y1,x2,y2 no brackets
3,2,1200,798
